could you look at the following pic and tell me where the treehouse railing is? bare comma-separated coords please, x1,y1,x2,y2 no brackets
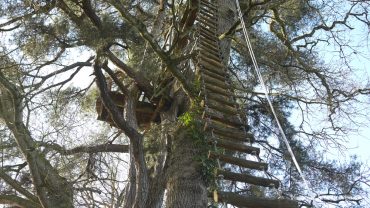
195,0,298,207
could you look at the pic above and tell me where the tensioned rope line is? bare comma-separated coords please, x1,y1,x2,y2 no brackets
234,0,316,200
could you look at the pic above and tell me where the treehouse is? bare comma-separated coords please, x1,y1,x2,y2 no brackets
95,0,298,206
95,91,161,128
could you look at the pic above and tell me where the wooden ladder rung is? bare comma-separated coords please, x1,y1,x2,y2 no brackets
200,50,221,62
200,9,217,20
200,0,218,11
203,74,229,90
198,27,218,39
199,24,217,36
202,69,226,82
205,98,237,116
210,138,259,154
198,39,219,51
198,15,218,26
204,83,230,97
204,121,249,141
200,55,224,68
217,192,298,208
203,108,242,128
197,18,217,30
199,60,226,76
198,42,220,55
213,129,250,142
206,91,231,102
199,36,219,49
217,170,279,188
209,152,268,171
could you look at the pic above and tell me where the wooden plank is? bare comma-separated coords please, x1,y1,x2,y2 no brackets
205,121,253,142
200,62,224,77
198,33,218,47
217,192,298,208
200,50,221,62
200,54,224,68
206,92,235,107
197,18,217,30
199,31,218,43
203,74,228,89
203,108,242,127
199,24,216,36
200,10,217,20
199,33,217,44
200,1,217,11
198,47,219,61
205,120,244,137
199,60,225,76
199,24,217,37
199,39,219,51
205,99,238,115
206,91,230,102
218,170,279,188
198,44,219,57
209,152,268,171
198,13,218,25
214,130,249,142
202,69,226,81
204,83,230,97
199,36,219,49
208,125,255,143
210,138,260,154
198,37,219,50
200,51,223,64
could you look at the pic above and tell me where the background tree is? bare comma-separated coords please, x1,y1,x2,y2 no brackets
0,0,370,207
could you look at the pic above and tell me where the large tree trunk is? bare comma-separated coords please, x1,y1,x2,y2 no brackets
216,0,237,65
165,128,208,208
124,0,238,206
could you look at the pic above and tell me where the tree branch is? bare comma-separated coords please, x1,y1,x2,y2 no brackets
108,0,197,99
39,142,130,155
0,195,41,208
0,170,39,203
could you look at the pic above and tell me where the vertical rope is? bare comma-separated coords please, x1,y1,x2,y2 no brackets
234,0,317,202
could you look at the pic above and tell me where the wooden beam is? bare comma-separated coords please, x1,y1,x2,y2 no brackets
210,138,259,154
218,192,298,208
218,170,279,188
209,152,267,171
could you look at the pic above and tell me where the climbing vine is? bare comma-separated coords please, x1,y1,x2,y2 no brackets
178,104,219,191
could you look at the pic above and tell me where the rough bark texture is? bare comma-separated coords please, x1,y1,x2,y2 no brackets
165,128,208,208
121,87,149,208
144,122,169,208
216,0,237,65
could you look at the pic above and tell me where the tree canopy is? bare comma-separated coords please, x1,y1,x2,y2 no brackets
0,0,370,207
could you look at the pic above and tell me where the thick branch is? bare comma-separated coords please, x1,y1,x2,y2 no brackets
39,142,129,155
106,50,154,98
0,195,41,208
0,72,73,208
108,0,196,98
0,170,39,203
94,60,149,208
94,62,142,140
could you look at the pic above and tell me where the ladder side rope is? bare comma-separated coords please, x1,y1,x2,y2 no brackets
235,0,316,199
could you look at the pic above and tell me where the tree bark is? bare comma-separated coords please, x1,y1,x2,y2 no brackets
216,0,237,65
165,128,208,208
121,87,149,208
